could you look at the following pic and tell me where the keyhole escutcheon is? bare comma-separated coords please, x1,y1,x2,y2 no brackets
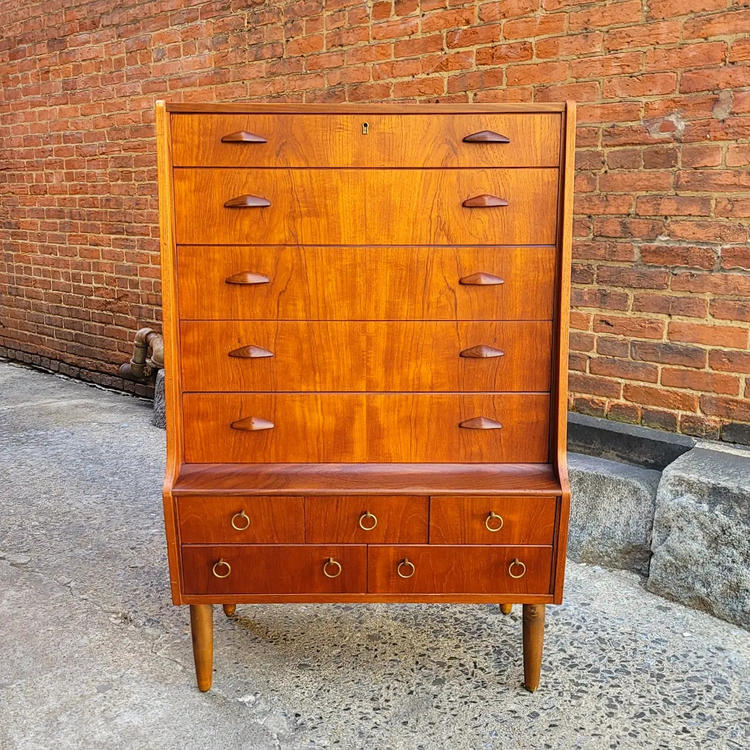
362,122,369,135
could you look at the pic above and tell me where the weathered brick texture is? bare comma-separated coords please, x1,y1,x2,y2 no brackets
1,0,748,440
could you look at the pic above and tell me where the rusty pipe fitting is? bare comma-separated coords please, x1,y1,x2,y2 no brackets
119,327,164,382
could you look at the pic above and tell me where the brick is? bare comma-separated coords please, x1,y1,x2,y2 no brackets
648,0,726,20
700,395,750,423
623,384,699,412
684,10,750,40
681,144,723,167
608,402,642,424
710,299,750,323
709,349,750,375
680,414,722,440
475,42,533,66
641,408,678,431
569,1,642,31
593,315,664,340
636,196,712,217
669,321,749,349
569,373,622,399
596,266,670,290
639,244,716,270
672,271,750,296
726,144,750,166
720,248,750,270
534,32,603,59
606,21,683,51
602,72,677,98
661,368,740,396
668,220,747,244
446,24,500,48
590,356,659,383
504,14,566,39
571,396,608,418
506,61,568,86
571,52,642,79
422,7,475,32
632,341,707,369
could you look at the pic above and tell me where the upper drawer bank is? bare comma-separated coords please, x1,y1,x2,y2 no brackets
171,113,561,168
173,168,558,246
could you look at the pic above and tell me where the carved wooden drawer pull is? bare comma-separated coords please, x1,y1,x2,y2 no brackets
212,558,232,579
221,130,267,143
485,511,504,532
230,416,274,431
397,558,415,579
508,558,526,579
322,557,342,578
462,194,509,208
463,130,510,143
228,345,274,359
224,271,270,286
358,511,378,531
459,417,503,430
230,510,251,531
224,194,271,208
459,272,504,286
460,345,505,359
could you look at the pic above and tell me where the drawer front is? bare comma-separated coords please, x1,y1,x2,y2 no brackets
179,321,552,393
177,496,304,544
305,496,428,544
368,545,553,594
176,246,556,322
173,168,558,245
181,544,367,595
172,113,561,168
429,496,556,545
182,393,550,463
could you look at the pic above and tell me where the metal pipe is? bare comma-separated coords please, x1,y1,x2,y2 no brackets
119,327,164,382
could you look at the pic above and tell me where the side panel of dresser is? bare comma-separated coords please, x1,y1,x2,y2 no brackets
550,102,576,604
156,102,185,604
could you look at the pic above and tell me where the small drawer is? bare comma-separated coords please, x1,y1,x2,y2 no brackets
181,544,367,595
171,113,561,168
177,496,304,544
429,496,556,545
305,496,428,544
176,245,556,322
173,168,558,246
367,545,553,594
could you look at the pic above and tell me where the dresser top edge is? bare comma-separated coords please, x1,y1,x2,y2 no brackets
161,102,569,115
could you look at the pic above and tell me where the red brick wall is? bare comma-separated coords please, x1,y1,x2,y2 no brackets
1,0,749,440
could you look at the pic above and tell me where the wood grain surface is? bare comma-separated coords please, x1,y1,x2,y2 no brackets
429,495,557,545
304,495,428,543
177,495,304,544
171,113,560,168
172,462,563,496
173,168,558,245
179,320,552,392
176,245,556,322
181,544,367,594
182,393,550,463
367,545,553,594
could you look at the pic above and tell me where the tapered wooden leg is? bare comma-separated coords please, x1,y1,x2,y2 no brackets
522,604,545,692
500,603,513,615
222,604,236,617
190,604,214,692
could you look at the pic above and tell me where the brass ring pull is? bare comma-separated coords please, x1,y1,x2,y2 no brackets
485,511,504,533
358,511,378,531
508,558,526,579
323,557,342,579
212,558,231,579
230,510,250,531
397,558,415,579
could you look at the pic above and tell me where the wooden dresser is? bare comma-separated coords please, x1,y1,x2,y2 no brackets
156,101,575,693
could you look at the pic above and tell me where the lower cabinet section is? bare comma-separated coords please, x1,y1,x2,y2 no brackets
181,543,552,596
368,545,553,595
181,544,367,594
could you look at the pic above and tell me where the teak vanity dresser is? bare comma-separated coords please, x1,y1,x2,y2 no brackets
156,101,575,693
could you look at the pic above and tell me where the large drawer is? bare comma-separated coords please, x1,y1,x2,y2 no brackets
305,496,428,544
181,393,550,463
367,545,553,594
173,168,559,245
179,321,552,393
176,246,556,322
177,495,304,544
171,113,561,168
181,544,367,595
429,496,556,545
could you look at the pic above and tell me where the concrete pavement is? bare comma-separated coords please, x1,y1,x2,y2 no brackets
1,361,748,749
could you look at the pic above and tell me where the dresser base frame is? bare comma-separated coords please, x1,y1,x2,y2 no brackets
188,602,546,693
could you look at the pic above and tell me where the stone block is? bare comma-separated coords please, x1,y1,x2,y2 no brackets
568,452,661,576
648,447,750,630
152,368,165,429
